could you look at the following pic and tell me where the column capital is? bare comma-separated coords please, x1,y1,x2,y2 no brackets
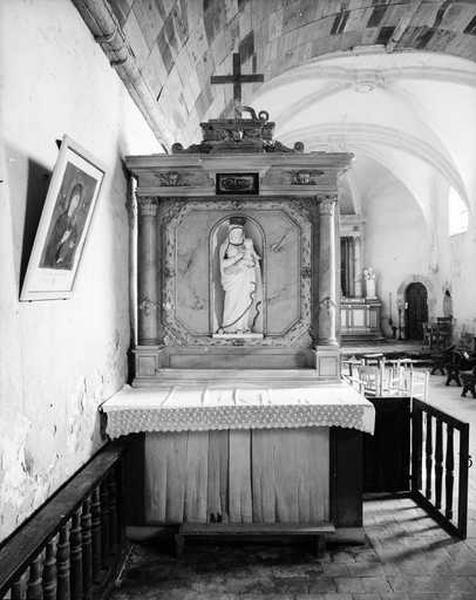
318,194,337,215
137,196,158,217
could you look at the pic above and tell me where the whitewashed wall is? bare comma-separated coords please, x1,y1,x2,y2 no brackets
361,167,432,329
0,0,160,541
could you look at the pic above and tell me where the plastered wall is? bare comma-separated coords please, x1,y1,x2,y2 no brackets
361,169,432,335
362,169,476,342
0,0,160,542
436,188,476,339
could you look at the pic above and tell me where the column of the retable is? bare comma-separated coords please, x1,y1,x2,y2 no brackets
348,237,355,297
354,235,363,297
341,236,355,297
318,195,338,346
137,197,159,345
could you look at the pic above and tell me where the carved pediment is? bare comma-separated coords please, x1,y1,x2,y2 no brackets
171,107,305,155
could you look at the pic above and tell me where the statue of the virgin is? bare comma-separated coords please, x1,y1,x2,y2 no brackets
218,220,262,334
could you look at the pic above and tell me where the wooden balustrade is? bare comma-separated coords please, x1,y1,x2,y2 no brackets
0,443,127,600
411,399,469,538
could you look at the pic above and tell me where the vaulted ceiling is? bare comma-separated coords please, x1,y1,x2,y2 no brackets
74,0,476,224
74,0,476,146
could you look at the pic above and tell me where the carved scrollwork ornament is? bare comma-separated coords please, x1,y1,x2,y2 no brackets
155,171,184,187
318,195,337,215
137,196,158,217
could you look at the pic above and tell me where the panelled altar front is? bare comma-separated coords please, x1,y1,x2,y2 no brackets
102,109,374,533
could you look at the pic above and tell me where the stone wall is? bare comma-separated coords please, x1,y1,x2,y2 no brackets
0,0,159,542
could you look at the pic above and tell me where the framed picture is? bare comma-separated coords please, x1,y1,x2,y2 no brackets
20,135,105,301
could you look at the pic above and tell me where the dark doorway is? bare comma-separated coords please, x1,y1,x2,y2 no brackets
405,282,428,340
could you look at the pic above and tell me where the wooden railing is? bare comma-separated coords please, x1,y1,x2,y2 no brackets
411,399,470,539
0,443,127,599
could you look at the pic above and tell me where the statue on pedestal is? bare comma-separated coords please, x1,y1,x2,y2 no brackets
218,219,262,335
363,267,377,299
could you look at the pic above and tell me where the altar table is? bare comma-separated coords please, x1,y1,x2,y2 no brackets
101,374,374,527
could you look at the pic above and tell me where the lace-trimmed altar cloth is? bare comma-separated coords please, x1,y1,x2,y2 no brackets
101,378,375,438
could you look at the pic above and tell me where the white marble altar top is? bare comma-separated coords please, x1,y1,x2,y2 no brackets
101,372,375,438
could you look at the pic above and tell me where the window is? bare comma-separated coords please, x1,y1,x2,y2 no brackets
448,187,469,236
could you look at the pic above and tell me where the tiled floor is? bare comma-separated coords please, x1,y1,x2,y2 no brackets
110,373,476,600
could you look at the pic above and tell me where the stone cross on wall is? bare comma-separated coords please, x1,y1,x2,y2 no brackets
211,52,264,116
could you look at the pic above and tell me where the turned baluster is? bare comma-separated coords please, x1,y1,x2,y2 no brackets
458,424,469,537
100,480,110,566
26,555,43,600
434,418,443,509
108,470,118,552
117,459,126,546
56,522,71,600
91,487,102,582
70,508,83,600
445,425,454,520
42,538,57,600
81,496,93,600
411,405,423,491
425,412,433,499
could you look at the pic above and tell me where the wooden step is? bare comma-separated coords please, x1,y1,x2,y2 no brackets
180,521,335,535
174,522,336,558
154,368,320,381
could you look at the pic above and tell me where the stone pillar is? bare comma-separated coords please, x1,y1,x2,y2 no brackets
318,195,338,346
354,235,362,297
137,196,159,345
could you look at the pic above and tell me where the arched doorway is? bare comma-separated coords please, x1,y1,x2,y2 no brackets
405,282,428,340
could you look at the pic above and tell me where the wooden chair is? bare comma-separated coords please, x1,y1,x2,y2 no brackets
362,353,385,367
359,365,380,396
461,371,476,398
422,322,437,350
435,317,453,350
430,345,454,376
445,350,476,387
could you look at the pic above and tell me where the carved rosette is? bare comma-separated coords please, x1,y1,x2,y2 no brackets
138,296,159,317
319,297,337,311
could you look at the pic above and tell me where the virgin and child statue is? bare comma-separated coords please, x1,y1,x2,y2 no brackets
218,220,262,335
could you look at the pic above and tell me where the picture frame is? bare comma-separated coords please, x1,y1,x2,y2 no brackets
20,135,105,301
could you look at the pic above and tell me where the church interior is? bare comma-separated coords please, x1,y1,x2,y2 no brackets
2,0,476,598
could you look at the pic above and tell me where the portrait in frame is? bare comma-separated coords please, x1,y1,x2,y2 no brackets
20,135,105,301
